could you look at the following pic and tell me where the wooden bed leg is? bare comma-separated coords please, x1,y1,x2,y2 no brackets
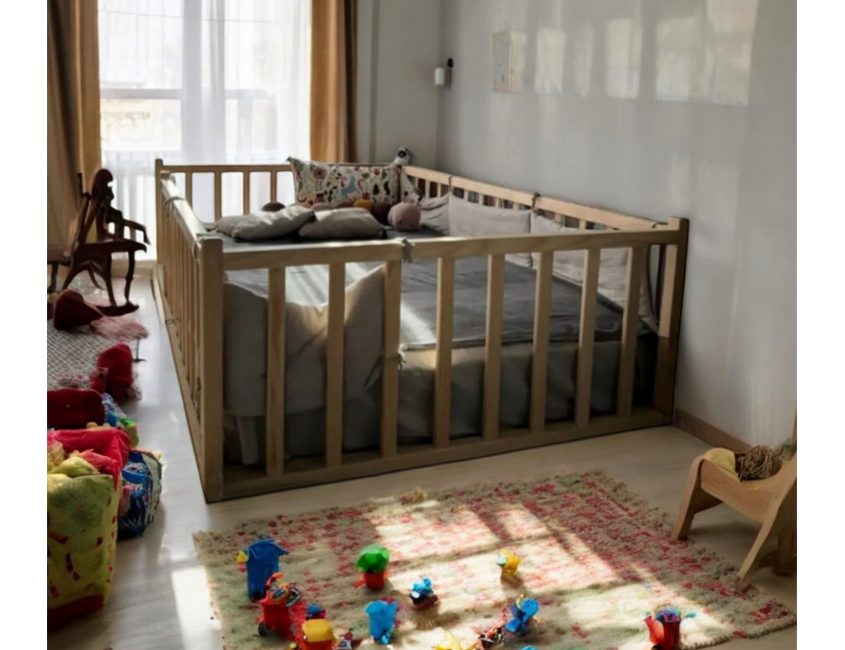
653,218,689,418
198,237,225,502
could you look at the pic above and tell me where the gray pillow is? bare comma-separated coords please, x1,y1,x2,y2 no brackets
449,193,532,267
530,214,658,332
420,193,450,235
215,205,315,241
298,208,386,240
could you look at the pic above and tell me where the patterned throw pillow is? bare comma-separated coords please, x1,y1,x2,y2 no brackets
287,157,400,207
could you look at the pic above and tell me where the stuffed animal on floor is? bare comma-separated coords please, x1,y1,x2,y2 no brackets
47,388,105,429
89,343,137,403
52,290,103,330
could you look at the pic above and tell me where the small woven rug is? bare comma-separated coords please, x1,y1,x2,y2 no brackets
47,275,148,389
47,321,145,390
193,471,795,650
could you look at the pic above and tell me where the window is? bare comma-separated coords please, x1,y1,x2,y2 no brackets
98,0,311,254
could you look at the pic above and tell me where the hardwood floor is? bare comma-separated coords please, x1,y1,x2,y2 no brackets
46,279,797,649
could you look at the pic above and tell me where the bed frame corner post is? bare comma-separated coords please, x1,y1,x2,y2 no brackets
653,217,689,421
198,236,226,502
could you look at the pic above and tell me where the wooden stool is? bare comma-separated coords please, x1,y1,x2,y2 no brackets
671,417,797,586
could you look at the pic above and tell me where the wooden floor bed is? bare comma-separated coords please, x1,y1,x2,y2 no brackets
154,159,688,502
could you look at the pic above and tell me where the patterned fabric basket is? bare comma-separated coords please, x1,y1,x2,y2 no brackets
118,450,163,540
47,428,130,627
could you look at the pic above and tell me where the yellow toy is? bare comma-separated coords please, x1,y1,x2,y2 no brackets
301,619,335,650
497,549,521,582
434,631,475,650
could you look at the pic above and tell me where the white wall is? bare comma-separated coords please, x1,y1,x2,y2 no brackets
357,0,441,166
435,0,796,446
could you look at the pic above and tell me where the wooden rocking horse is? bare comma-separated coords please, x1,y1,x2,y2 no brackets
47,169,149,314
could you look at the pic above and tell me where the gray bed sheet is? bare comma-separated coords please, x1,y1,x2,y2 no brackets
220,229,657,465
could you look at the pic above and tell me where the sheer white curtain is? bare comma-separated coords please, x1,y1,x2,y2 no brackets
98,0,311,255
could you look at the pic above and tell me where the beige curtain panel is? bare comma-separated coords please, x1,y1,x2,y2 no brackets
310,0,358,162
47,0,102,245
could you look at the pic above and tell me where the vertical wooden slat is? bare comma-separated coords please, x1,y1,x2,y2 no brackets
186,256,195,390
616,246,647,418
529,251,553,432
265,267,286,476
433,257,455,447
155,160,164,262
213,172,222,221
270,172,278,203
199,237,225,501
191,260,199,408
575,248,601,427
653,218,690,415
380,260,401,457
185,172,193,205
242,172,251,214
163,206,171,299
483,254,505,440
325,264,346,467
175,235,184,341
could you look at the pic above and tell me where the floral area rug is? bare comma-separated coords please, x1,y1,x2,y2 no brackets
193,471,796,650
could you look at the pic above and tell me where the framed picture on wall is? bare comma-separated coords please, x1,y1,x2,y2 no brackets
493,30,527,93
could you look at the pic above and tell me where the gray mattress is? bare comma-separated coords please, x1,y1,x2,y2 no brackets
220,229,657,465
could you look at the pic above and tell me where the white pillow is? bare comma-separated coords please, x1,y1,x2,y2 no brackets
298,208,386,240
215,205,315,241
284,265,387,413
419,193,450,235
449,194,532,267
530,214,658,331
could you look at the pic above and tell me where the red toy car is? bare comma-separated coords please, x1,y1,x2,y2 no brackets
257,573,302,638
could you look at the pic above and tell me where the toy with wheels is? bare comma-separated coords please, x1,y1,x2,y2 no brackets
256,572,301,638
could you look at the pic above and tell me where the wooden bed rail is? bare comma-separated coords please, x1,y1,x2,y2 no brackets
154,160,294,225
156,171,225,500
155,160,688,502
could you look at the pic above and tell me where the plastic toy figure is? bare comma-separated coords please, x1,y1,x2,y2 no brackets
301,618,336,650
476,621,506,649
336,630,362,650
504,595,539,637
476,596,540,649
356,545,390,590
365,599,399,644
497,549,521,582
645,606,694,650
256,572,302,638
409,577,439,610
238,539,289,601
